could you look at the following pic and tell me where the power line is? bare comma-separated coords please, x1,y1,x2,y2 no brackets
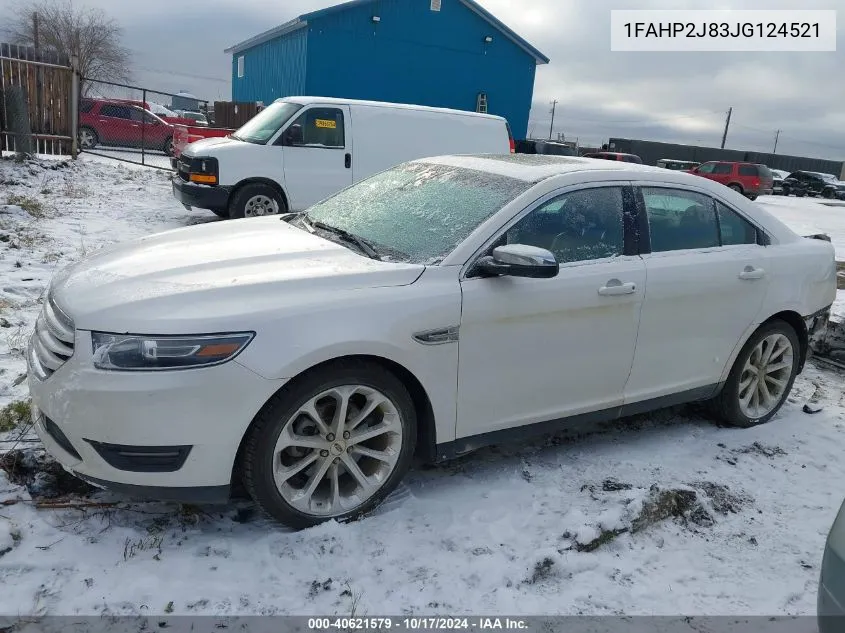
133,65,229,84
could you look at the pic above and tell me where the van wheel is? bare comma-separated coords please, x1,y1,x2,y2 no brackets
709,320,800,428
242,360,417,529
229,183,286,219
729,183,743,194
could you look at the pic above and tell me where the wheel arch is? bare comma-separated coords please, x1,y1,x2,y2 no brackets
718,310,809,389
230,353,438,493
230,178,289,211
728,182,744,192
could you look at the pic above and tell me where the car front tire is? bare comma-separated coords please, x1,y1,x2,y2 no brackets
242,360,417,529
729,183,744,194
710,320,800,428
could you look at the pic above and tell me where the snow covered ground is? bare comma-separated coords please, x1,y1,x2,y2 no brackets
1,157,845,618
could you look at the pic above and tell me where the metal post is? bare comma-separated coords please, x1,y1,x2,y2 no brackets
549,100,557,140
70,55,79,158
141,88,146,166
773,130,780,154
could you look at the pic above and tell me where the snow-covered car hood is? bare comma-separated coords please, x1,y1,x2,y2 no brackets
48,217,424,333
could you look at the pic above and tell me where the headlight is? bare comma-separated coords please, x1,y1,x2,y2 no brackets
91,332,253,371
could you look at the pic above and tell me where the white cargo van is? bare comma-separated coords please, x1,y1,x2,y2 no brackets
172,96,514,219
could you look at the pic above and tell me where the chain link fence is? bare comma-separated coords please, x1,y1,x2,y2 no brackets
80,78,211,170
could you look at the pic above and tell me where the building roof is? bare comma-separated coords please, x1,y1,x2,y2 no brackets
224,0,549,64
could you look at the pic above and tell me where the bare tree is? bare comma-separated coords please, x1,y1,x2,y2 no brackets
9,0,131,90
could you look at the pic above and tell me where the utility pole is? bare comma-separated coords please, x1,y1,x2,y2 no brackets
33,12,40,49
773,129,780,154
720,107,732,149
549,100,557,140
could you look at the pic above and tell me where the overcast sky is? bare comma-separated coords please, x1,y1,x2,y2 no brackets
2,0,842,159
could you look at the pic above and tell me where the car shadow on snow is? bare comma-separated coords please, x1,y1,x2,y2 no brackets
2,401,735,536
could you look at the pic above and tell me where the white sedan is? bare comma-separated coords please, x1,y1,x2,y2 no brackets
28,155,836,528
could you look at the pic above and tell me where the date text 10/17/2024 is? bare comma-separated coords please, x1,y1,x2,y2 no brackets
307,618,528,631
610,10,837,52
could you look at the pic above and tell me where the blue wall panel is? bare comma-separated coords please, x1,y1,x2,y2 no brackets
231,0,539,138
231,26,308,103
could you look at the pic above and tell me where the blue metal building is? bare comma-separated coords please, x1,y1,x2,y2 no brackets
224,0,549,139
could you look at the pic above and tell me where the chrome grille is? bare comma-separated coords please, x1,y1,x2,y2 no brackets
28,294,75,380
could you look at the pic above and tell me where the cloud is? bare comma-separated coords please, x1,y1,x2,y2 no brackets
1,0,841,160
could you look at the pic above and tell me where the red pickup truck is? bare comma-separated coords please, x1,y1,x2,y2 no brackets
169,124,235,168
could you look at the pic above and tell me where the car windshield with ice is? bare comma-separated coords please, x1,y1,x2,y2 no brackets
296,161,533,264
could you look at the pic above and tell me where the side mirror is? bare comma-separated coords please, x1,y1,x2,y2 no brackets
283,124,304,146
475,244,559,279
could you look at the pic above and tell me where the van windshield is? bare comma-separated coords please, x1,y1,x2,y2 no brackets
302,161,533,264
231,102,303,144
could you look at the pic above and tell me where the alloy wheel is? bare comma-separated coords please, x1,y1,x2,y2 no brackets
272,385,403,517
737,333,794,419
79,129,95,149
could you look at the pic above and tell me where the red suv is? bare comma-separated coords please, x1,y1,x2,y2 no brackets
79,99,175,155
688,161,773,200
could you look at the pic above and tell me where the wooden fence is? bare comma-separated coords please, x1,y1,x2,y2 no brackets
0,43,74,155
213,101,260,129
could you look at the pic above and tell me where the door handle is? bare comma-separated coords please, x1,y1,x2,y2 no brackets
738,266,765,280
598,280,637,296
345,153,351,169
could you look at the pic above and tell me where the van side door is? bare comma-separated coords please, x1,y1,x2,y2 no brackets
279,105,353,211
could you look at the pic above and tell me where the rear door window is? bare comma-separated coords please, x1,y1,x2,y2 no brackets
642,187,719,252
738,165,757,176
717,202,759,245
712,163,733,175
100,104,131,119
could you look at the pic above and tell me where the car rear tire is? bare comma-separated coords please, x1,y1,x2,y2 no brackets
729,183,743,194
163,137,174,156
78,127,98,150
823,189,834,199
782,185,790,196
748,195,758,201
709,320,800,428
242,360,417,529
229,183,287,219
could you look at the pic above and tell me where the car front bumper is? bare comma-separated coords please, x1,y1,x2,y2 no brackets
171,175,230,212
27,330,285,503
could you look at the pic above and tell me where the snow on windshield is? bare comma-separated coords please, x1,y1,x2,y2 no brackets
306,162,533,264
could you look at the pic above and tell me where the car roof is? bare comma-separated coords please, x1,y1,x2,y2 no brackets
415,154,666,183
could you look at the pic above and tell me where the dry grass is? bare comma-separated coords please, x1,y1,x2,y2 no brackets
5,194,48,219
0,399,32,433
